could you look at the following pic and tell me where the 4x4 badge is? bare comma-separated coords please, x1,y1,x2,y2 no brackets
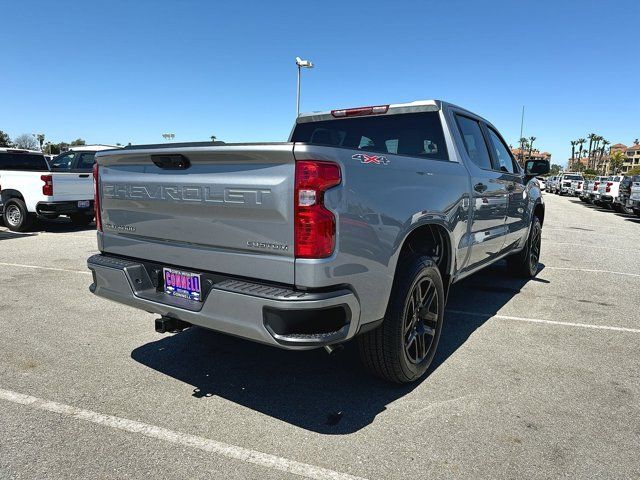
352,153,390,165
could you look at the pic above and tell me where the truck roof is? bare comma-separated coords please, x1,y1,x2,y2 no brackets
295,99,478,124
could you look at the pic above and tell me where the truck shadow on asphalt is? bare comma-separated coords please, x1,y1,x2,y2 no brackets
131,262,547,435
0,218,96,234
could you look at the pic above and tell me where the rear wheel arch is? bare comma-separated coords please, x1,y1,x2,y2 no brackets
1,189,25,204
394,222,453,295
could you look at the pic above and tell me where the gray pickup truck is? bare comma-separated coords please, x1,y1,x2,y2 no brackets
87,100,548,383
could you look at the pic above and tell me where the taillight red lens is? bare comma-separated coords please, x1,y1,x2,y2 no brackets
294,160,341,258
593,182,599,190
41,175,53,196
606,182,613,192
93,163,102,231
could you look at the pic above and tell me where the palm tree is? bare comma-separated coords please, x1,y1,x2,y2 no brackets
210,135,217,142
577,138,586,167
519,137,529,163
528,136,536,160
570,140,577,162
599,139,609,166
587,133,596,166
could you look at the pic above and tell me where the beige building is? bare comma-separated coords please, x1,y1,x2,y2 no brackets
622,144,640,173
511,148,551,166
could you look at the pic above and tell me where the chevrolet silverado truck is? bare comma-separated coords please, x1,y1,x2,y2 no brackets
87,100,548,383
0,148,95,231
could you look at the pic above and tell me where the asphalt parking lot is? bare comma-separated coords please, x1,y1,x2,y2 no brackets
0,193,638,480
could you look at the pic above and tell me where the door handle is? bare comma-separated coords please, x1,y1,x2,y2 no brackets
79,174,90,178
474,183,487,193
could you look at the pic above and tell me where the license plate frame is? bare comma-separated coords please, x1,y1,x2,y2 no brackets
162,267,202,302
78,200,91,208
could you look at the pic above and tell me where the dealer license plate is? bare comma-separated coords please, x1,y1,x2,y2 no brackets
78,200,91,208
163,267,202,302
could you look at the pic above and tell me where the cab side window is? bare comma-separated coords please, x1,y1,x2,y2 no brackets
486,128,519,174
51,152,76,170
455,115,492,170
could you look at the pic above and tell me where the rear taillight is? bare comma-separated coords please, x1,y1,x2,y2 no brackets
606,182,613,193
41,175,53,196
593,182,600,191
294,160,341,258
93,163,102,231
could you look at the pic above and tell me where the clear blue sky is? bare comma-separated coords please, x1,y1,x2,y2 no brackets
2,0,638,166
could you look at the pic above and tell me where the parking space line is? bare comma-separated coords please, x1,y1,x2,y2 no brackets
543,242,637,253
0,388,367,480
543,266,640,278
0,262,91,275
447,310,640,333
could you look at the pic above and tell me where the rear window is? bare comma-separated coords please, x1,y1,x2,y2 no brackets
0,152,49,171
291,112,449,161
564,175,582,180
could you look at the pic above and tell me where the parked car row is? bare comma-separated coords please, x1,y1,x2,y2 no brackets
547,171,640,216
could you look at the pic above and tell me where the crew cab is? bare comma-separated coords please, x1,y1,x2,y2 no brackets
629,176,640,216
557,172,583,196
87,100,548,383
597,175,624,209
0,148,95,231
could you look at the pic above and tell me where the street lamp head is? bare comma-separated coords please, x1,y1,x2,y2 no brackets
295,56,313,68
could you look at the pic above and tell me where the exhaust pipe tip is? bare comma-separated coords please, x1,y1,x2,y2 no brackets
324,344,344,355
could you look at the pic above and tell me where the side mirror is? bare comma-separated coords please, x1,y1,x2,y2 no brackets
525,159,550,176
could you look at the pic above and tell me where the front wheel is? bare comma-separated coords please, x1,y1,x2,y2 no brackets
2,198,35,232
358,255,444,383
506,216,542,278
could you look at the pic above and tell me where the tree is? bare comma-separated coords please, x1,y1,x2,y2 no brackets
550,164,562,175
36,133,45,150
587,133,595,167
0,130,12,147
584,168,598,176
577,138,586,165
210,135,217,142
70,138,86,146
570,140,577,162
609,151,625,173
528,136,536,160
627,166,640,175
13,133,39,150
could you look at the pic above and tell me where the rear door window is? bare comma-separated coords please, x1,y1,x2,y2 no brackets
50,152,76,170
76,152,96,170
291,111,449,161
454,115,492,170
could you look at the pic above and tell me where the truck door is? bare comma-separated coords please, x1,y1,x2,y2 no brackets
483,125,528,250
453,114,508,269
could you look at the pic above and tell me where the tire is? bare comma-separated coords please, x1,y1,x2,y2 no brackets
69,214,94,226
506,215,542,278
2,198,34,232
620,204,634,215
358,254,444,383
634,209,640,218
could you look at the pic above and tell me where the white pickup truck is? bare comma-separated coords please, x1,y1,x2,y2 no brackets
0,148,95,231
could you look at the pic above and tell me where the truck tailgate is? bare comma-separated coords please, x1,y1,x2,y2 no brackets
96,144,296,284
52,172,94,199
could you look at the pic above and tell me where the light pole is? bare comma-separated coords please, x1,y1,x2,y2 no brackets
295,56,313,117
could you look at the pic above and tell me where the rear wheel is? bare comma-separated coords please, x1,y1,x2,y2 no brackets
507,215,542,278
634,208,640,218
619,204,634,215
358,254,444,383
69,214,93,227
2,198,34,232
